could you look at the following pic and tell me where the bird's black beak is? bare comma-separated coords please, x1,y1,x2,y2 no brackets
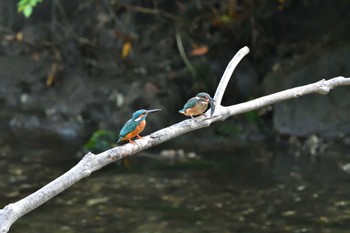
208,98,215,116
146,109,162,114
205,96,214,102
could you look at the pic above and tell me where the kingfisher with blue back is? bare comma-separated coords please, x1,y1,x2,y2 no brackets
117,109,161,143
179,92,215,118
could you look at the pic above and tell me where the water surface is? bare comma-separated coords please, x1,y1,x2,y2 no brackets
1,124,350,233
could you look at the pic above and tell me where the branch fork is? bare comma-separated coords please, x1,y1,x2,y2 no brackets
1,46,349,233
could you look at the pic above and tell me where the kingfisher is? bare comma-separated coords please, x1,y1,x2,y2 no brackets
179,92,215,118
117,109,161,143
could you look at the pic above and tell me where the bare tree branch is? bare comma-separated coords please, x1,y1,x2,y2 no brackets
224,77,350,117
0,46,349,232
213,46,250,108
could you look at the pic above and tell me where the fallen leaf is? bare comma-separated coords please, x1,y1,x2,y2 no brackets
16,32,23,41
47,63,58,86
121,41,132,59
190,45,208,56
31,51,40,61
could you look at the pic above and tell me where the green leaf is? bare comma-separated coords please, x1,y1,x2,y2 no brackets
23,6,33,18
29,0,42,6
18,5,25,12
18,0,43,18
17,0,29,7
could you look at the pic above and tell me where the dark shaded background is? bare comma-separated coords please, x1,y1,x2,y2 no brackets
1,1,350,232
1,0,350,143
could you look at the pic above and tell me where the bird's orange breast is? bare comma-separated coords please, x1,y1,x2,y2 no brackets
184,102,208,116
124,120,146,140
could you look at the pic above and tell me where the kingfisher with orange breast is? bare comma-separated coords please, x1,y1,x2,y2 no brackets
179,92,215,118
117,109,161,143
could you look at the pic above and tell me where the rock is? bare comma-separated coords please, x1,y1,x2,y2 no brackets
51,122,82,140
263,46,350,138
340,163,350,174
9,114,41,129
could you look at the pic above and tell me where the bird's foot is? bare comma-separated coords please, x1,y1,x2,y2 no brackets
136,135,143,139
201,112,209,118
128,139,135,144
190,116,196,122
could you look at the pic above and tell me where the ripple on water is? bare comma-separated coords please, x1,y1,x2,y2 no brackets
2,131,350,233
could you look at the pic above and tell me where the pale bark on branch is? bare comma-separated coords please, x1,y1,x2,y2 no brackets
1,46,349,232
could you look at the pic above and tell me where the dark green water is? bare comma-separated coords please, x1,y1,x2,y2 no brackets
1,123,350,233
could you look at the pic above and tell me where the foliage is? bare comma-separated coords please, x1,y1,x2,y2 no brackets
17,0,43,18
244,110,259,124
83,130,116,154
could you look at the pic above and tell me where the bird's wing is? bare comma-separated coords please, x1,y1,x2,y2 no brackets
119,119,137,138
183,97,199,109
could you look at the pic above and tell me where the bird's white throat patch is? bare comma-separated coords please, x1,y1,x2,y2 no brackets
135,114,145,121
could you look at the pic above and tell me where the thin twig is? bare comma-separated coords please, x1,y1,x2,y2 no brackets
102,0,122,29
175,31,197,78
120,3,186,22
